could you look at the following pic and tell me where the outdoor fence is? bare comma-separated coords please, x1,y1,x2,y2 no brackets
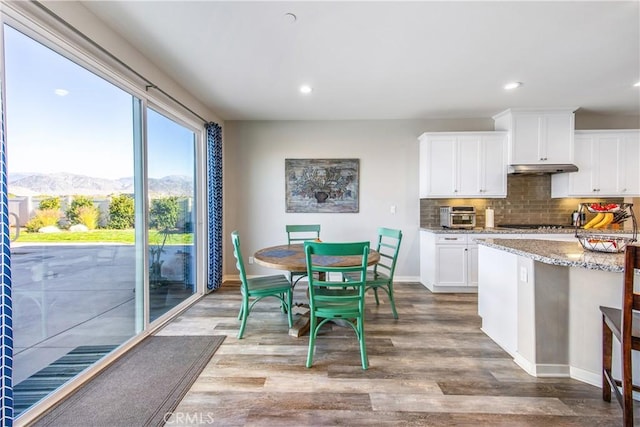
8,196,193,229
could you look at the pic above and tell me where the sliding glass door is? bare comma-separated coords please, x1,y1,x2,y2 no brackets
2,21,201,419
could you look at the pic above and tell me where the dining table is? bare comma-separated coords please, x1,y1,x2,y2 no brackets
253,243,380,337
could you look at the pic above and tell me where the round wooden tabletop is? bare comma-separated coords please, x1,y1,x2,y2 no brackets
254,244,380,273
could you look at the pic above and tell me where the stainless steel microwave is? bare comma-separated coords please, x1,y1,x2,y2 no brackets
440,206,476,229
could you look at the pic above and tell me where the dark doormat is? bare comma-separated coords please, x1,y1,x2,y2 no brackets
14,344,118,417
31,335,225,427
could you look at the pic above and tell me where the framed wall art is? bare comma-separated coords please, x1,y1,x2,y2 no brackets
285,158,359,213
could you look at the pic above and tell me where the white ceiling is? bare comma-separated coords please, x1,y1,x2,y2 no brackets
81,1,640,121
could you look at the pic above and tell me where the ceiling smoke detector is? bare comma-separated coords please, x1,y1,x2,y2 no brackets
284,12,297,23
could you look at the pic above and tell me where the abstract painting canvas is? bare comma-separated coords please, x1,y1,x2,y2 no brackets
285,158,359,213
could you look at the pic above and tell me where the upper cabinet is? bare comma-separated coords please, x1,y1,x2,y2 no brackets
551,130,640,198
419,131,507,198
493,108,576,166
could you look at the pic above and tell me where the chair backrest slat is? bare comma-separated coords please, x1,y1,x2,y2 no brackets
287,224,321,244
373,227,402,277
231,231,249,292
623,244,640,339
304,241,369,301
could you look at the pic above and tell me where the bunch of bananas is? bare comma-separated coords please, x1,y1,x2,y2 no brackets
583,212,614,229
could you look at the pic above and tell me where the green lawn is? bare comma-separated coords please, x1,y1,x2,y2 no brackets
14,229,193,244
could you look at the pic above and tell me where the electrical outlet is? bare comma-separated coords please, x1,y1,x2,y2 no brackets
248,257,254,264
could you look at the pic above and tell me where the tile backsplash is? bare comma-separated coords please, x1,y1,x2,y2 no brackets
420,174,624,228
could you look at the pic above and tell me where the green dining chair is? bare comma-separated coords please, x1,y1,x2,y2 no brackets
343,227,403,319
286,224,321,287
304,240,370,369
231,231,293,339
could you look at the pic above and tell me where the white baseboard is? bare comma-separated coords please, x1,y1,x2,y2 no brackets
222,274,239,283
513,354,570,378
392,275,421,283
424,284,478,293
570,366,600,387
480,327,517,358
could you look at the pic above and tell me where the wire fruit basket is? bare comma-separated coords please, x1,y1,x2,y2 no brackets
576,235,634,253
575,202,637,253
575,202,638,253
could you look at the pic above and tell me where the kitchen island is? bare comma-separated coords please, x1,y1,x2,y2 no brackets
476,238,637,387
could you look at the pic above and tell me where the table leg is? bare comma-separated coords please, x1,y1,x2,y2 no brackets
289,311,310,337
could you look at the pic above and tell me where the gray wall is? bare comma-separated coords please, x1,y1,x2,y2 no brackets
223,118,493,281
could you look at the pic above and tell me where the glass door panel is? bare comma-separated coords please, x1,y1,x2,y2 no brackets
146,108,196,322
3,25,140,417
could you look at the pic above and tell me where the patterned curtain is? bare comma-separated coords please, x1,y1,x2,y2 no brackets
206,122,223,291
0,82,14,424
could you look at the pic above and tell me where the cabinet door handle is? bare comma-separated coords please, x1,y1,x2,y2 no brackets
444,238,458,241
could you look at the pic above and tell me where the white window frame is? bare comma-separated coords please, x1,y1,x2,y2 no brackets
0,3,207,423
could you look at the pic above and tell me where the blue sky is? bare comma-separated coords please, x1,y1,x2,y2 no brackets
4,24,195,180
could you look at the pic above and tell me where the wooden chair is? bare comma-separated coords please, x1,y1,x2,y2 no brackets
304,240,370,369
286,224,321,287
231,231,293,339
343,227,403,319
601,243,640,426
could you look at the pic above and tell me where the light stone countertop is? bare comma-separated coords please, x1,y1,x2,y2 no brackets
476,238,628,273
421,226,525,234
420,226,633,235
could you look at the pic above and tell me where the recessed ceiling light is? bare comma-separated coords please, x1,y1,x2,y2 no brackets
504,82,523,90
634,81,640,87
54,88,69,96
299,85,312,94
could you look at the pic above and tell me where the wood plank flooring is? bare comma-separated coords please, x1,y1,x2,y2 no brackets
157,281,627,426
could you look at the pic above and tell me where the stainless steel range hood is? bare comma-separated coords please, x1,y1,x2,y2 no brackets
508,164,579,175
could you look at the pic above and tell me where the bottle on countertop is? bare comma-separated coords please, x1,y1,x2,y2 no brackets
572,210,580,226
572,205,586,227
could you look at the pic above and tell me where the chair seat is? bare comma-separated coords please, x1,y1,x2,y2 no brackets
600,305,640,347
245,275,292,293
344,271,390,285
232,231,293,339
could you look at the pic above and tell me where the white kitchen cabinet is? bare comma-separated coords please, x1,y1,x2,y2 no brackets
493,108,576,166
552,130,640,198
420,231,500,292
418,132,507,198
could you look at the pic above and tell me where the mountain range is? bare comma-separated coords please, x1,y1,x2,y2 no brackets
8,172,194,197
